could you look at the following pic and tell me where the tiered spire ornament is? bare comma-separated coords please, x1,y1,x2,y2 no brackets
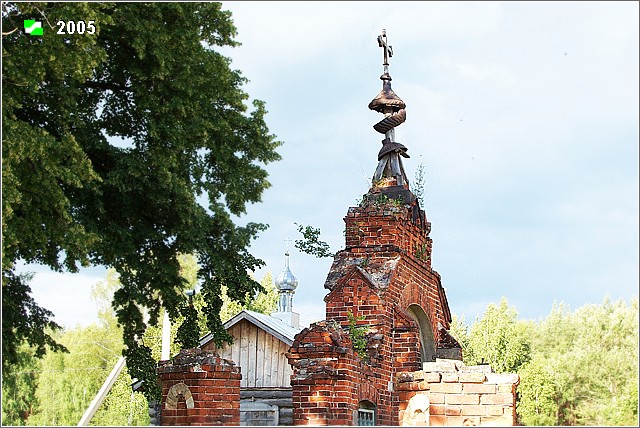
369,29,410,187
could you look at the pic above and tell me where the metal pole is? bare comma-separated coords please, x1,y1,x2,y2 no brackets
77,356,126,426
161,309,171,360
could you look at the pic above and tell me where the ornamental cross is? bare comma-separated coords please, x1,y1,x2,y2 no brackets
377,29,393,67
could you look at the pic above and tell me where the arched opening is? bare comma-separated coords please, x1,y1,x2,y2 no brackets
406,304,436,363
165,382,194,410
358,400,376,426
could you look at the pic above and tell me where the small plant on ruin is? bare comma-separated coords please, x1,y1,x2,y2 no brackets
359,257,371,268
412,157,426,208
415,243,430,262
372,194,405,208
346,310,369,361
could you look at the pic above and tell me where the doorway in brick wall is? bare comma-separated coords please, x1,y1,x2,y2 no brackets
406,304,436,363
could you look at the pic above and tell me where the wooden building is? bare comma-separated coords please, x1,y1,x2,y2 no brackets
201,310,301,425
200,252,303,425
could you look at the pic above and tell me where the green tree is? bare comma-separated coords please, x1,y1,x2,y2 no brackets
1,344,41,425
294,223,334,258
459,297,639,426
25,269,150,426
26,324,125,426
516,357,559,426
219,271,278,322
2,1,281,400
464,297,531,373
527,297,639,426
90,366,149,427
448,313,469,354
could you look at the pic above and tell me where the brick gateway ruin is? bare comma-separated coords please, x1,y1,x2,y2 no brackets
156,30,518,426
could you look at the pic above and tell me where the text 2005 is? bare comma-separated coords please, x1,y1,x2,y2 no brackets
56,20,96,35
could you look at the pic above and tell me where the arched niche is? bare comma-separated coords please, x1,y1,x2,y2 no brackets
406,304,436,363
165,382,194,410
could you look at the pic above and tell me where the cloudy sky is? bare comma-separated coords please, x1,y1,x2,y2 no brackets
29,1,638,329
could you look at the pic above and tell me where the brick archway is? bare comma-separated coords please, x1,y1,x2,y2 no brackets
406,304,436,363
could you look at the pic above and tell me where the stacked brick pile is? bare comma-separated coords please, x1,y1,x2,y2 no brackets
157,348,241,426
396,359,519,426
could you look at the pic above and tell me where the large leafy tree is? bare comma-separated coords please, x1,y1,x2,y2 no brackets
1,344,41,426
2,1,281,400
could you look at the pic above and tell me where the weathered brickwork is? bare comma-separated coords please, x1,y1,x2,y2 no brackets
287,321,395,425
396,360,519,426
157,348,241,426
288,184,464,425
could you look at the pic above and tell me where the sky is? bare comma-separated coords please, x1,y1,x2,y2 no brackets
27,1,639,330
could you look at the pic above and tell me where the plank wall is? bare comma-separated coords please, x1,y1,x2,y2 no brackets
204,319,292,388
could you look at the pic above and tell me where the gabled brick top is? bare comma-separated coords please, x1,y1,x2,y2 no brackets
324,255,400,294
322,183,459,360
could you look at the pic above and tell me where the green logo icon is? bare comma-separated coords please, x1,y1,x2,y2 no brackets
24,20,43,36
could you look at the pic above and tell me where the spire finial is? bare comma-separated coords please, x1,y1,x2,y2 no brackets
369,29,410,187
284,238,292,264
378,29,393,74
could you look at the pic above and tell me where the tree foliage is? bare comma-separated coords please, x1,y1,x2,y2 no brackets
2,263,278,426
294,223,333,258
22,272,150,426
1,344,41,425
463,297,531,373
455,296,638,426
524,297,639,426
25,323,127,426
1,272,68,368
175,300,201,350
219,271,278,322
516,357,559,426
2,1,281,401
89,365,149,427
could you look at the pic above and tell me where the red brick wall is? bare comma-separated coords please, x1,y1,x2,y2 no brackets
330,187,455,350
287,321,394,425
157,348,241,426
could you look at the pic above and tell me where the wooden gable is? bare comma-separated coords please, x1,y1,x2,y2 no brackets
202,318,294,388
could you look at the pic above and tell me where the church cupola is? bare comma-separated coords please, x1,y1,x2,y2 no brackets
272,251,300,328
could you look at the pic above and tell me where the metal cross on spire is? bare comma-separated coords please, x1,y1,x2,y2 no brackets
377,29,393,72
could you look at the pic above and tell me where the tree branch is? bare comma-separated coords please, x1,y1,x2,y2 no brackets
2,27,18,36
